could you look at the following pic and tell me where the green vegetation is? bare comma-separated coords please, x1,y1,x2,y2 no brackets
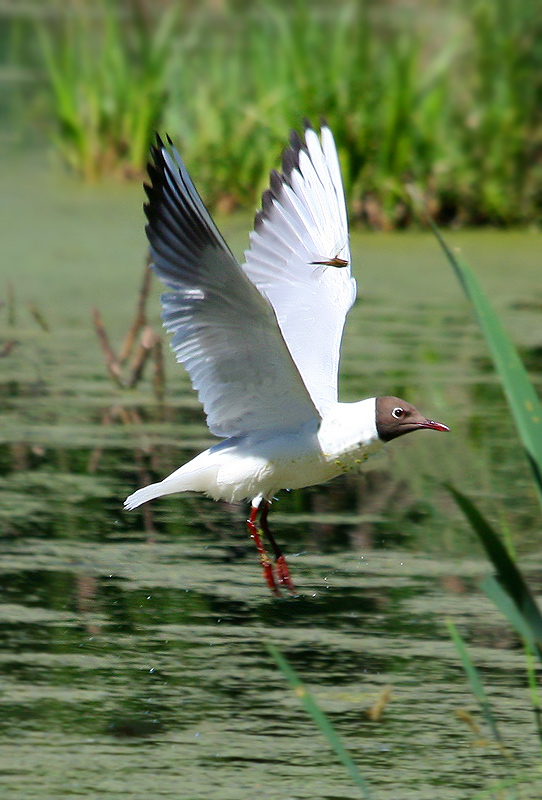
430,220,542,504
12,0,539,225
266,227,542,797
266,641,373,799
36,1,176,180
432,227,542,765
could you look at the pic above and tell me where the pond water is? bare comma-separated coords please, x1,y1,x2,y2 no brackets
1,152,542,798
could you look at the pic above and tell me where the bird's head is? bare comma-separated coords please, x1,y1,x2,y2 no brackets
376,396,450,442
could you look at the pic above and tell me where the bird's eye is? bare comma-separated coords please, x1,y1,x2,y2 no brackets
392,407,404,419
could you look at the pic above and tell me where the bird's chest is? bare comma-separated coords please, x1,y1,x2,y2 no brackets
317,419,384,476
325,438,383,474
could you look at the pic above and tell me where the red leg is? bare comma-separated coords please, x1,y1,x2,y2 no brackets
259,501,297,595
247,503,280,596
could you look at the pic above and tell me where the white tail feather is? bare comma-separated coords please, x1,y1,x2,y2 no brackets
124,481,181,510
124,451,222,510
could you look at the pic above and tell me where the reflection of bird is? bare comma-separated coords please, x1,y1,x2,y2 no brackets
124,122,449,595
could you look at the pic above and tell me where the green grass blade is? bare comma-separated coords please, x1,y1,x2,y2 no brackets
447,484,542,658
480,575,542,664
446,619,505,745
265,641,372,800
480,576,542,745
429,221,542,496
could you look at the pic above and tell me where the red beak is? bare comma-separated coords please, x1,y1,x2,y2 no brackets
419,419,450,433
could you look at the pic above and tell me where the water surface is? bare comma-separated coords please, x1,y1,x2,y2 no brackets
1,152,541,798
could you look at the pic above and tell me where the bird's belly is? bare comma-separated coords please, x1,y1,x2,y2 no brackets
212,431,331,501
213,429,381,502
268,452,339,492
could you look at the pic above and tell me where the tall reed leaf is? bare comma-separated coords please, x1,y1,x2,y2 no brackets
446,484,542,660
430,222,542,498
265,641,372,799
480,575,542,665
446,619,505,745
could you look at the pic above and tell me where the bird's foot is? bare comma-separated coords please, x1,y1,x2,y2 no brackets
275,555,297,595
247,508,280,595
248,499,298,597
257,543,281,596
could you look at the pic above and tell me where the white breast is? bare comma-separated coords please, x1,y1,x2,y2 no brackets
215,398,382,500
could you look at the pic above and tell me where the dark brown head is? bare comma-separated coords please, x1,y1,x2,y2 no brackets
376,396,450,442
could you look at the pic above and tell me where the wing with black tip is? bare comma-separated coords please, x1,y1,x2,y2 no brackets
243,123,356,413
145,136,319,438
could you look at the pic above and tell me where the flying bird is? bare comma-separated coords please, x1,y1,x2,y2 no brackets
124,122,449,595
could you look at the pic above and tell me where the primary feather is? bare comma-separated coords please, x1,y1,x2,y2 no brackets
243,123,356,414
145,136,319,438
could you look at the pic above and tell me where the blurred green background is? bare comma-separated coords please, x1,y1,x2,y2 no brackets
1,4,542,799
3,0,542,227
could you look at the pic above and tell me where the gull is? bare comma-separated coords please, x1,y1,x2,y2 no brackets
124,121,449,595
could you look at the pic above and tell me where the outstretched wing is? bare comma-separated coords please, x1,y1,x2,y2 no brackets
243,123,357,414
145,137,319,438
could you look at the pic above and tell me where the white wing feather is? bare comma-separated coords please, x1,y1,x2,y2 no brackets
145,137,319,438
242,124,357,414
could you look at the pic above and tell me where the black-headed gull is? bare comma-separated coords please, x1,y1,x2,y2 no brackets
124,122,449,595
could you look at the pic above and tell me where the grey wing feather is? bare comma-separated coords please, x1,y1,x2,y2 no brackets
144,137,319,438
243,123,356,414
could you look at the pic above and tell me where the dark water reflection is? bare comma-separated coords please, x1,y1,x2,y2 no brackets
0,535,540,799
1,156,541,798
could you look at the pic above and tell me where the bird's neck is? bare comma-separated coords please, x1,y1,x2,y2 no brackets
317,398,383,467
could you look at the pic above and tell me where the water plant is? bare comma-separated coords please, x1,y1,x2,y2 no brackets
266,641,373,799
447,0,542,224
160,0,542,226
266,220,542,797
165,2,455,222
430,224,542,755
28,0,542,224
36,1,176,180
431,223,542,501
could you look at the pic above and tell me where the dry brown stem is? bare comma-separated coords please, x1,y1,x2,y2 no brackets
127,325,158,388
119,255,152,365
92,306,123,384
27,303,50,332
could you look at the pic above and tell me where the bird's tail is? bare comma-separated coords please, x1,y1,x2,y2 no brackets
124,481,180,510
124,452,221,510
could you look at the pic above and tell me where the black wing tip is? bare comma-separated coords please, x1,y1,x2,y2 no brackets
144,151,172,226
283,117,319,174
254,208,265,231
147,134,167,187
269,169,282,199
281,146,298,180
303,117,331,141
254,187,277,230
288,128,303,154
143,134,195,241
261,188,275,214
257,120,310,227
303,116,333,140
254,117,328,229
148,132,167,168
147,132,179,177
145,132,184,207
